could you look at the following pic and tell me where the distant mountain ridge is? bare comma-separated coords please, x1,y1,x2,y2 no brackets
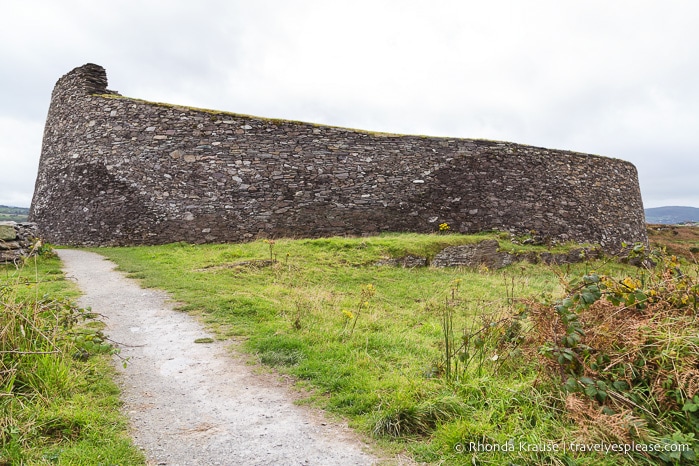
0,205,30,222
645,206,699,224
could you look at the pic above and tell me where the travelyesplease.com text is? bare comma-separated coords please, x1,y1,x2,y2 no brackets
454,440,690,456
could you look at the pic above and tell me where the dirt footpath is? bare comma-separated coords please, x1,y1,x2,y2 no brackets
58,249,384,466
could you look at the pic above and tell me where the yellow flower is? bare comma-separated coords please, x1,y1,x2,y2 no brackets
363,284,376,298
622,277,639,291
342,310,354,320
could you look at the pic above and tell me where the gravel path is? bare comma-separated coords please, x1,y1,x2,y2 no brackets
58,249,383,466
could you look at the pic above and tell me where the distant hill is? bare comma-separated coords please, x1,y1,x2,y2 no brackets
645,206,699,224
0,205,29,223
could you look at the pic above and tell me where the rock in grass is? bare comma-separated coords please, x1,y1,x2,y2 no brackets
0,223,17,241
432,240,515,269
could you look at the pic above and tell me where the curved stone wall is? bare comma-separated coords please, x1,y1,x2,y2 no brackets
30,64,647,249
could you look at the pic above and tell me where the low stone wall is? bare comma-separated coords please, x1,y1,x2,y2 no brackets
377,239,602,269
0,222,39,263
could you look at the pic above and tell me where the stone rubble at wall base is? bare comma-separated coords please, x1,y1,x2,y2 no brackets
376,239,602,269
0,222,39,263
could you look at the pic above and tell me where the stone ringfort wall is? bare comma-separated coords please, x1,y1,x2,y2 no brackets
30,64,648,249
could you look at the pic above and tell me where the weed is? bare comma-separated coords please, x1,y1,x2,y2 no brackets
263,239,277,262
436,275,528,382
194,337,214,344
342,283,375,339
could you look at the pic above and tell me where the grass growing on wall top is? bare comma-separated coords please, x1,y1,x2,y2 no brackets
94,93,437,138
95,232,692,465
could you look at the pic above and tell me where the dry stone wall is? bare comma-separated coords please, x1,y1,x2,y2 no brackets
30,64,648,249
0,222,38,263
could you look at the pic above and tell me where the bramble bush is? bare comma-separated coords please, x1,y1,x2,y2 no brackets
530,245,698,464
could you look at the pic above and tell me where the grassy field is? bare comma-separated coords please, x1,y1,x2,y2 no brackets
0,215,28,223
92,232,698,465
0,255,145,465
647,224,699,259
0,206,29,223
4,230,696,464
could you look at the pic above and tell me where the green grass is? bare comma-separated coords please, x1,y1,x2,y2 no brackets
1,255,145,465
0,232,687,464
92,232,660,465
0,214,28,223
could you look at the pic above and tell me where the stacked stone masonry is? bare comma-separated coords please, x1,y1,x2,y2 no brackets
0,222,38,263
30,64,648,249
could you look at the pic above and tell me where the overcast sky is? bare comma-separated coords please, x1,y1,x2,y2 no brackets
1,0,697,209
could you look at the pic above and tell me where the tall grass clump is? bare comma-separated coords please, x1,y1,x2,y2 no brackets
1,250,144,465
